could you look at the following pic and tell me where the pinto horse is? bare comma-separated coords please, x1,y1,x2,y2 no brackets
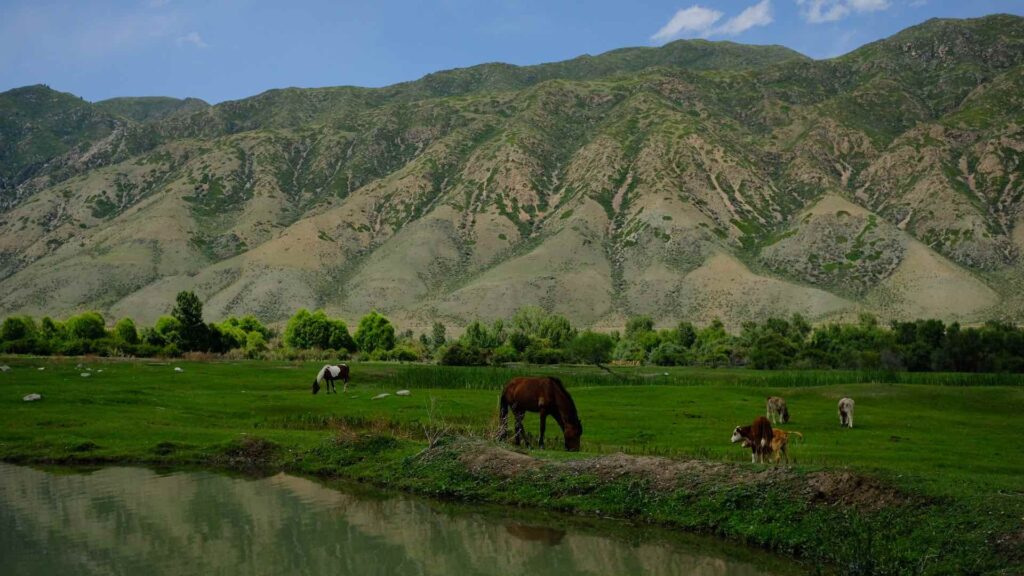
313,364,350,394
498,376,582,451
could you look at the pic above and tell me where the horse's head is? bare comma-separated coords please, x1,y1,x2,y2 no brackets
563,420,582,452
312,380,321,395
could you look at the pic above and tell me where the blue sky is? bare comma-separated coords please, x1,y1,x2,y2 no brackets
1,0,1021,103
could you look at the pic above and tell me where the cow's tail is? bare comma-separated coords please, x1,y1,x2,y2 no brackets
782,404,790,423
790,431,804,443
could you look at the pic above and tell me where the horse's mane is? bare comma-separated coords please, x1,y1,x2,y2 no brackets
548,377,580,424
316,365,329,383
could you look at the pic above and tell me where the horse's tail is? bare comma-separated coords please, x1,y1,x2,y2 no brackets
497,393,510,440
315,365,329,384
790,431,804,443
782,404,790,423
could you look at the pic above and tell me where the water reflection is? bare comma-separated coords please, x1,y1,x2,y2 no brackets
0,463,798,575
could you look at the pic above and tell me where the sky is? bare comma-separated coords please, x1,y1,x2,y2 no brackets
1,0,1022,104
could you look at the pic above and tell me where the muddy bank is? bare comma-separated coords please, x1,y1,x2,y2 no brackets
457,443,914,513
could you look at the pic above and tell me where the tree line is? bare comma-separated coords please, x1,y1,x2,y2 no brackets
3,294,1024,372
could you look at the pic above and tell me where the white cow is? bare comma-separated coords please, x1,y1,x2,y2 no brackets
838,397,855,428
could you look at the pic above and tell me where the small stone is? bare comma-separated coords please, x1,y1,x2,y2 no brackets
37,367,45,371
173,367,183,372
396,389,411,396
23,393,42,402
371,393,391,400
80,373,91,377
0,365,10,372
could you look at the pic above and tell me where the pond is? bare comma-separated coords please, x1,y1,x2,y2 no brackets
0,463,802,575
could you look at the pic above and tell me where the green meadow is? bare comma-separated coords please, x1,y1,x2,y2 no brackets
1,358,1021,496
1,357,1022,574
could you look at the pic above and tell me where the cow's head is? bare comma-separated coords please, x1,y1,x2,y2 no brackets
730,426,745,444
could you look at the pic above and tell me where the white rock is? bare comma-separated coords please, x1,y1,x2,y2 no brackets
37,367,45,371
80,373,91,377
173,367,183,372
0,365,10,372
371,393,391,400
23,393,42,402
396,389,411,396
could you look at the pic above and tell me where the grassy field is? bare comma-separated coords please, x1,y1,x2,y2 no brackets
1,357,1022,574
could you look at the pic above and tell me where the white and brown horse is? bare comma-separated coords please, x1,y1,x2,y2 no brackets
313,364,350,394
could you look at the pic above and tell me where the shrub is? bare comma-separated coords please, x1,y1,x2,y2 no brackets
244,332,268,359
490,344,519,365
438,342,487,366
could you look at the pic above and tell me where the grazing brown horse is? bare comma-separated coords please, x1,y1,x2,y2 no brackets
313,364,349,394
499,376,582,451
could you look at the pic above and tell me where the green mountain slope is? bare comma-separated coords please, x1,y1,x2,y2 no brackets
1,15,1023,330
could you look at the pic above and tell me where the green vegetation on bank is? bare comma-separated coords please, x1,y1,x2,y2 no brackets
7,294,1024,376
0,359,1021,574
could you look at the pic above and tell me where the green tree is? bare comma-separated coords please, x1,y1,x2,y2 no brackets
327,319,356,351
354,310,396,353
1,316,37,341
676,322,697,348
568,331,614,365
431,322,447,349
113,318,139,344
66,312,107,340
150,316,183,346
172,291,209,351
460,320,505,350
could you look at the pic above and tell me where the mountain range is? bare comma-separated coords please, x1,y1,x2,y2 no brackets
1,14,1022,332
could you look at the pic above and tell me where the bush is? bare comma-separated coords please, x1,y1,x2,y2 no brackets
489,344,519,365
649,342,689,366
371,345,421,362
438,342,488,366
524,345,565,364
244,332,268,359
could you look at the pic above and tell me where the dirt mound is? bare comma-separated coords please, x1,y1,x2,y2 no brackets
803,471,910,512
458,445,542,478
211,436,281,472
451,443,914,511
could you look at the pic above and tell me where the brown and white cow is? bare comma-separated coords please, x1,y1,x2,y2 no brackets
766,396,789,424
838,397,855,428
731,416,774,463
741,428,803,464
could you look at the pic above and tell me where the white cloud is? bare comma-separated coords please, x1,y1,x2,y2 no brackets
651,5,723,42
176,31,207,48
795,0,890,24
714,0,774,36
652,1,773,42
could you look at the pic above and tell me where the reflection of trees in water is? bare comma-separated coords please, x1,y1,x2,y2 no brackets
0,464,783,576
